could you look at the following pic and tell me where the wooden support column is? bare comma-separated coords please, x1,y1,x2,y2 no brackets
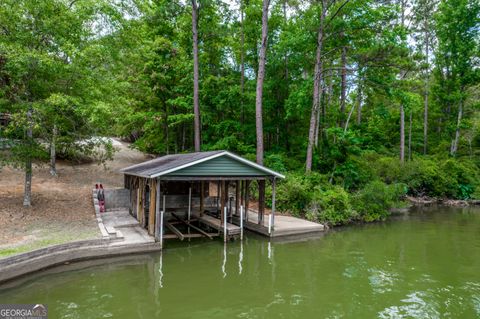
148,179,156,235
258,180,265,225
220,180,226,225
271,177,276,228
225,181,230,220
155,179,161,241
235,180,240,216
217,181,221,212
240,180,245,207
200,181,205,216
136,185,142,223
188,186,192,222
245,180,250,222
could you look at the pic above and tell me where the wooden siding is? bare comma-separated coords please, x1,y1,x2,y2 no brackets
164,156,267,177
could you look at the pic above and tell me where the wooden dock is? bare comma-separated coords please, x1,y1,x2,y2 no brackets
193,212,241,236
232,209,325,238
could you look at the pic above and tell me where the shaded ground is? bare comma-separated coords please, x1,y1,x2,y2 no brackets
0,138,149,257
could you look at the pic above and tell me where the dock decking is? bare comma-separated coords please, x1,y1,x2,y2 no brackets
234,209,325,237
193,212,241,236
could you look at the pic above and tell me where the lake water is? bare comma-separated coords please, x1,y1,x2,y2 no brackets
1,206,479,318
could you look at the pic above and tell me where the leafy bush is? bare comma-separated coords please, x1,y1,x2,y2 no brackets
439,158,479,199
275,172,328,217
371,156,479,199
400,158,451,197
274,155,478,228
373,156,402,184
354,181,407,222
472,186,480,200
308,186,356,225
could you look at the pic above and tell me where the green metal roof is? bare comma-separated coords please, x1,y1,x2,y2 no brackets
120,151,285,179
165,155,266,176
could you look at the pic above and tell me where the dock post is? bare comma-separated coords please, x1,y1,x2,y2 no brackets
160,210,164,248
240,205,244,241
245,180,250,222
188,187,192,222
268,213,272,235
160,195,166,248
271,177,276,227
155,179,161,242
224,206,227,243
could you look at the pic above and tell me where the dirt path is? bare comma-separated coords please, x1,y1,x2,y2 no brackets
0,139,149,257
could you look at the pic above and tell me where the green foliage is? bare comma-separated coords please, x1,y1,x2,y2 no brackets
372,156,480,199
1,0,479,218
275,174,408,225
354,181,407,222
308,186,356,226
276,173,321,217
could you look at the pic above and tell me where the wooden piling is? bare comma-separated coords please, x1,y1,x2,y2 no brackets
155,179,161,241
220,180,226,225
200,181,205,216
235,180,240,216
245,180,250,222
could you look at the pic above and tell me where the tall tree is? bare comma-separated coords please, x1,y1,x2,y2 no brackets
399,0,408,163
23,107,33,206
255,0,270,223
306,0,326,172
240,0,245,126
192,0,201,152
412,0,437,154
434,0,479,156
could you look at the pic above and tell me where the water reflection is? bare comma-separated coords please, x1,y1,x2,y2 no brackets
238,240,243,275
158,251,163,289
222,243,227,278
1,206,480,319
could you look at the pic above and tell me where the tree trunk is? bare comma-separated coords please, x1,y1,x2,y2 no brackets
240,0,245,127
192,0,201,152
344,103,355,134
255,0,269,166
340,43,347,127
408,110,412,161
423,81,428,155
255,0,270,223
314,101,320,147
23,108,33,207
50,124,57,176
306,0,326,172
450,99,463,156
400,104,405,163
356,69,363,125
423,19,429,155
164,104,169,154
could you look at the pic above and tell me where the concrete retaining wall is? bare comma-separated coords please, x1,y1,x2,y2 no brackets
104,188,130,210
0,239,161,284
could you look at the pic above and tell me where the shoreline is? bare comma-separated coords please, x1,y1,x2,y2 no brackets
406,196,480,207
1,199,478,285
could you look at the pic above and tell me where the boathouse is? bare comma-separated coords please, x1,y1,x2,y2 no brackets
120,151,285,244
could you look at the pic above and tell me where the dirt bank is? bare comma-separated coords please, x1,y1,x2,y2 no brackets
0,139,149,257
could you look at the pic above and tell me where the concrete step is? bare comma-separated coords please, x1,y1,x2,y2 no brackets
115,230,124,239
105,226,116,235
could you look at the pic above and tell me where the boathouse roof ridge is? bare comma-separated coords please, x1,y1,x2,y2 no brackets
120,150,285,179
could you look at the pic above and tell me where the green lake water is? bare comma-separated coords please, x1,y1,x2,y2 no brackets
1,206,480,318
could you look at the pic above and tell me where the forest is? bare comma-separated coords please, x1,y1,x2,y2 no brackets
1,0,479,226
